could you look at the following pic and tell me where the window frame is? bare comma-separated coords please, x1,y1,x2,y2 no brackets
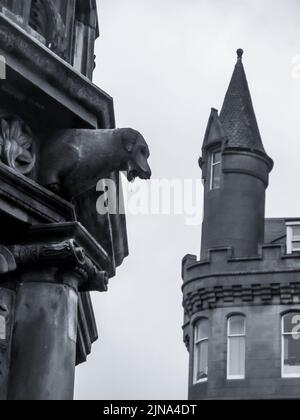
286,222,300,254
281,312,300,379
193,318,209,385
227,314,246,381
0,314,6,342
209,149,222,190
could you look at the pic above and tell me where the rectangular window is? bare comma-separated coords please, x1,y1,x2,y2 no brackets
227,315,246,380
286,224,300,254
0,315,6,341
282,313,300,378
210,151,222,190
193,319,209,384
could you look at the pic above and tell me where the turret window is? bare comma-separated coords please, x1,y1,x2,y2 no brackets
227,315,246,380
193,319,209,383
282,313,300,378
210,150,221,190
0,314,6,341
286,223,300,254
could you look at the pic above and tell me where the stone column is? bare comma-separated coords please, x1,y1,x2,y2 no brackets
7,268,80,401
3,238,105,401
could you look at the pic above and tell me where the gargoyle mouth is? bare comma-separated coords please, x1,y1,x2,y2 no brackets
127,161,139,182
126,161,151,182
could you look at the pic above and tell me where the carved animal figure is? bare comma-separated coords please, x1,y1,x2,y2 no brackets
39,128,151,200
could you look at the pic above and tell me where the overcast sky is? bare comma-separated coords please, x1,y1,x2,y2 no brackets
75,0,300,400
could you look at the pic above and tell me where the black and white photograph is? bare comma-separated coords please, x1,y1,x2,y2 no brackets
0,0,299,404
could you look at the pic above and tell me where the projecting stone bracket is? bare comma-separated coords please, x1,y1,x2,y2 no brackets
9,240,109,293
0,222,111,293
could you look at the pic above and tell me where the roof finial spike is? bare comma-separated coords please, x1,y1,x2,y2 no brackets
237,48,244,60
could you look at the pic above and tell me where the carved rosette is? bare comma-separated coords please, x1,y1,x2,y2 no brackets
0,114,36,175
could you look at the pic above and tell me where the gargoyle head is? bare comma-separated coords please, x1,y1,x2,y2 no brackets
122,129,152,182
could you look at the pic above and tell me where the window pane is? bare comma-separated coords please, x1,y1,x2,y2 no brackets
283,335,300,376
228,336,245,378
0,315,5,340
195,319,209,341
283,313,300,334
194,340,208,382
229,315,245,336
213,151,221,164
292,227,300,238
212,163,221,189
292,241,300,250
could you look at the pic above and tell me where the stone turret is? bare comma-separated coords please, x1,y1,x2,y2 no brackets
200,50,273,259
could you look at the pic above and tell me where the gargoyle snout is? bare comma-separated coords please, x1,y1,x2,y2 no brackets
142,163,152,180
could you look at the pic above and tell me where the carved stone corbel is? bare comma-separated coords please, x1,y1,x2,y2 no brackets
11,240,85,267
9,240,108,292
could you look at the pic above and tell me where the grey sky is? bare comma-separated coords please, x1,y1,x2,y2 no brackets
75,0,300,400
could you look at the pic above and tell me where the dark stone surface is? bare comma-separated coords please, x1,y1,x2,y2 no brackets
7,275,78,400
200,149,272,259
0,288,15,400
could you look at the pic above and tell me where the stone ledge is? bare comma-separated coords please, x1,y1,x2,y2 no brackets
0,13,115,128
0,162,75,224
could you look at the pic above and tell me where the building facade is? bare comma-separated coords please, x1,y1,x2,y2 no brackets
0,0,150,400
182,50,300,400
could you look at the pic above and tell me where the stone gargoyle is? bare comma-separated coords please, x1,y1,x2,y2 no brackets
39,128,151,200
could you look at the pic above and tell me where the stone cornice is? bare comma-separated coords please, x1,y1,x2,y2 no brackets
0,13,115,128
0,162,75,224
182,245,300,316
183,281,300,318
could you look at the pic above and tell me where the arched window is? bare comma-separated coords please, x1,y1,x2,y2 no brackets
227,315,246,380
193,318,209,384
282,312,300,378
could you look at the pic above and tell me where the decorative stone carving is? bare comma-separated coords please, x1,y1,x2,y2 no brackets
28,0,67,59
0,114,36,175
39,128,152,200
0,245,16,275
11,240,85,267
10,240,109,292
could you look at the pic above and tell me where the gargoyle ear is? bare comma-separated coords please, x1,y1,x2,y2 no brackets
122,130,138,153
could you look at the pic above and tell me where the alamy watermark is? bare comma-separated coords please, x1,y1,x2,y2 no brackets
0,55,6,80
96,177,203,226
